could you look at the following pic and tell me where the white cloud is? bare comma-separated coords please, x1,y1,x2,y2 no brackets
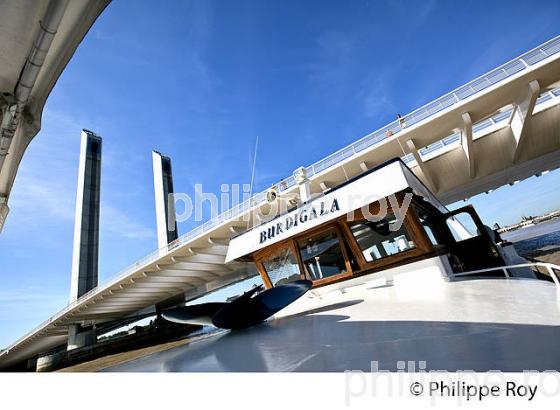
360,74,396,120
8,173,75,224
7,108,154,241
102,204,154,240
0,288,67,322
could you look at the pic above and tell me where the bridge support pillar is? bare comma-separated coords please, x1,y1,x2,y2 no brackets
405,139,437,192
293,166,311,202
319,181,332,193
0,195,8,234
68,324,97,350
511,80,540,163
461,112,475,179
26,357,37,372
152,151,178,250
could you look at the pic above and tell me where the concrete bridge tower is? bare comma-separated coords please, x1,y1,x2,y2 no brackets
68,129,102,349
152,151,178,249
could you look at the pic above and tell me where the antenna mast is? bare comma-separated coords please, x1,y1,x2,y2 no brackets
249,135,259,199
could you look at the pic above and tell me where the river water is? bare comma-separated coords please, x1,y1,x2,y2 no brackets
501,219,560,263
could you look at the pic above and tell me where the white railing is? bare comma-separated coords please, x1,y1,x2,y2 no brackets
305,36,560,175
452,262,560,286
403,87,560,164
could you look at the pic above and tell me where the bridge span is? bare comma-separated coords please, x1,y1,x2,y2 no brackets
1,35,559,370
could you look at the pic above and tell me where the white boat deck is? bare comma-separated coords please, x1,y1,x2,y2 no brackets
104,277,560,372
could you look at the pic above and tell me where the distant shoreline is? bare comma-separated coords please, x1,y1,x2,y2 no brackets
502,219,560,266
501,218,560,243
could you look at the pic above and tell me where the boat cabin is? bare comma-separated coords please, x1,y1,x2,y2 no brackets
226,159,515,289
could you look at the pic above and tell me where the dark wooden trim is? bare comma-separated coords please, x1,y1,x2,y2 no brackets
249,190,441,288
255,260,273,289
253,236,315,287
338,194,434,275
339,220,368,270
289,239,308,281
294,222,354,286
403,198,435,254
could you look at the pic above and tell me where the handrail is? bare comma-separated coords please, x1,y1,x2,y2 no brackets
452,262,560,286
403,87,560,163
303,36,560,177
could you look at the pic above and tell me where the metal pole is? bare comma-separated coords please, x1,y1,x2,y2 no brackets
249,135,259,202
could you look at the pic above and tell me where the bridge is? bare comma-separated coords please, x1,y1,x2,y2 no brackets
0,0,110,233
0,28,559,369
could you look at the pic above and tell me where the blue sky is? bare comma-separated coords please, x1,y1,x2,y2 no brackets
1,0,560,348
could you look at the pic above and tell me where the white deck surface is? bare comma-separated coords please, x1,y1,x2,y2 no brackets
105,278,560,372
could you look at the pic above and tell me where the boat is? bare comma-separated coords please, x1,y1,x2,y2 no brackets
106,158,560,372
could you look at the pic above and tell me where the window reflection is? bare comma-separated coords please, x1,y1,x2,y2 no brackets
415,206,441,245
298,230,347,280
349,217,415,263
261,247,301,286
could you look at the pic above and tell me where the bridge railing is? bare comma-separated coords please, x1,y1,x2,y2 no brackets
301,36,560,180
402,86,560,164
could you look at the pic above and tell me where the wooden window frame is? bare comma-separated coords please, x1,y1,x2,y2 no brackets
340,194,435,274
254,240,304,288
252,192,437,288
294,222,354,286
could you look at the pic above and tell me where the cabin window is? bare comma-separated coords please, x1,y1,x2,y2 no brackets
348,216,415,263
297,229,348,280
446,213,478,242
261,247,302,286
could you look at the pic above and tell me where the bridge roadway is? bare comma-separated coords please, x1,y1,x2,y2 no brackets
1,36,560,369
